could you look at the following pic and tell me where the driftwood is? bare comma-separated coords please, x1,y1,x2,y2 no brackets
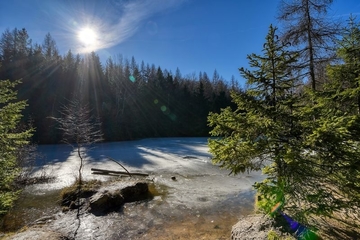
91,168,149,177
107,156,133,177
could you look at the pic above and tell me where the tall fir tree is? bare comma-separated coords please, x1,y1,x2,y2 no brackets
306,16,360,214
208,25,300,215
209,23,360,229
326,16,360,114
0,78,33,215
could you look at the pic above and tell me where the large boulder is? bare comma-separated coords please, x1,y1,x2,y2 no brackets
231,214,295,240
231,214,272,240
89,181,149,215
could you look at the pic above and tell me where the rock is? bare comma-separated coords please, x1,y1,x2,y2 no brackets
121,182,149,202
89,181,149,215
231,214,270,240
231,214,294,240
89,190,124,215
1,228,65,240
171,176,176,181
32,215,56,226
69,198,87,209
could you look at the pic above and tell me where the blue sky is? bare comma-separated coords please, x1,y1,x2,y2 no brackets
1,0,359,86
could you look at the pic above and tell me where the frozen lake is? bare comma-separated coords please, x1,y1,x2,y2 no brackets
19,138,265,239
32,137,264,208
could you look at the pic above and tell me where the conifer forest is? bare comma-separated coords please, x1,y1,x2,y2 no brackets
1,0,360,238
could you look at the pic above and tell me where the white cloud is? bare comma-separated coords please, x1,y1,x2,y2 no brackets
96,0,186,50
47,0,186,53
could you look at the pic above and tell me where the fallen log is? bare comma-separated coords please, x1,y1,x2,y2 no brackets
92,172,130,178
92,172,121,176
91,168,149,177
107,157,132,177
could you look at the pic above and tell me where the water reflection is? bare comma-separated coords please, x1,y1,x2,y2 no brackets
1,189,61,232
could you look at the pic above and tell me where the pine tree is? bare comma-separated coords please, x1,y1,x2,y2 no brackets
326,16,360,114
209,23,360,228
208,25,300,215
0,28,32,80
305,16,360,214
0,78,33,215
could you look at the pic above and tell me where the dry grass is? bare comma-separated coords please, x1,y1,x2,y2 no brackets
315,210,360,239
59,179,102,206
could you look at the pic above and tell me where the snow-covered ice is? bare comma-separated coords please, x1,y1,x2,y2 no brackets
32,137,265,208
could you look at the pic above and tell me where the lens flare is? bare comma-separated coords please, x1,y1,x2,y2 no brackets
280,212,319,240
271,202,282,214
129,76,136,82
271,202,319,240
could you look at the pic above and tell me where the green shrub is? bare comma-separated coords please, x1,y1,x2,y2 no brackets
0,191,20,216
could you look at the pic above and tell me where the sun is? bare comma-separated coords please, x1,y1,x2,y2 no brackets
78,27,97,46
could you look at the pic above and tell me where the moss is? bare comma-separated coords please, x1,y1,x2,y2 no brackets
60,179,102,206
147,182,168,197
267,229,294,240
268,230,281,240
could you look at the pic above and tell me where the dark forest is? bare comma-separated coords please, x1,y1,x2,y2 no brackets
0,28,238,144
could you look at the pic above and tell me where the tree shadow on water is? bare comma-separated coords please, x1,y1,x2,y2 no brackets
86,141,155,168
35,144,73,167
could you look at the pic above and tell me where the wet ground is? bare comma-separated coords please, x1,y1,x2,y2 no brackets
1,138,265,239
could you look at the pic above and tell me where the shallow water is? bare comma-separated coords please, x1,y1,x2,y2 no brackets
1,189,62,232
1,183,256,239
1,138,265,238
42,186,257,239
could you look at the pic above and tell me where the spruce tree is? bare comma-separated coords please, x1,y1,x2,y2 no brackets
326,16,360,114
0,78,33,215
306,16,360,214
209,23,360,229
208,25,300,215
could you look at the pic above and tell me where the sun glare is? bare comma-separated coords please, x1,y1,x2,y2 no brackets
78,27,97,47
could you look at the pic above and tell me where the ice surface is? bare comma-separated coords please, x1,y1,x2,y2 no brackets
31,137,265,208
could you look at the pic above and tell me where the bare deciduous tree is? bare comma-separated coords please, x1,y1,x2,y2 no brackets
277,0,339,91
51,95,103,185
51,95,103,238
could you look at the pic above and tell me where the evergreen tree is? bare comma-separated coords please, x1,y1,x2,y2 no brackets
0,28,32,80
42,33,59,63
0,29,15,67
307,17,360,212
209,24,298,169
0,28,234,143
326,16,360,114
208,25,306,219
0,78,33,215
209,23,360,228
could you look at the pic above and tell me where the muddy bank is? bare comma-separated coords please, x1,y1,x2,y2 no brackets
2,212,294,240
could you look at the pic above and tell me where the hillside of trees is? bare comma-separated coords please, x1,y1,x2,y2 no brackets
0,29,238,144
